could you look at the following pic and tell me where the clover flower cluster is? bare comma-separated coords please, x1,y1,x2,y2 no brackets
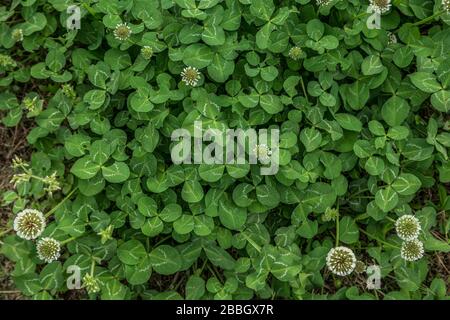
10,156,60,196
322,207,338,222
326,246,357,276
252,144,272,162
395,215,424,261
387,32,397,44
83,274,101,294
181,66,201,86
12,28,23,42
61,84,76,99
141,46,153,60
0,54,16,68
13,209,46,240
443,0,450,13
369,0,392,14
113,23,132,41
316,0,332,6
13,209,61,263
288,46,303,60
36,237,61,263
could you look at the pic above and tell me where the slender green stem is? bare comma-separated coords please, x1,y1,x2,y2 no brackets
154,235,172,247
355,213,369,221
335,207,340,247
359,228,400,249
90,259,96,276
299,76,309,103
61,236,78,245
45,188,77,218
413,10,446,26
386,216,396,223
348,188,370,199
0,228,12,238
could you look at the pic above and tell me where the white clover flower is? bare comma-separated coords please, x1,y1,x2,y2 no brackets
36,237,61,263
12,28,23,42
369,0,392,14
141,46,153,60
13,209,46,240
316,0,332,5
288,46,303,60
252,144,272,162
181,66,201,86
113,23,132,41
83,274,101,294
443,0,450,12
326,246,357,276
401,239,424,262
387,32,397,44
395,214,421,241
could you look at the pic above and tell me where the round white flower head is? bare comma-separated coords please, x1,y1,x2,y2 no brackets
113,23,132,41
326,246,357,276
36,237,61,263
252,144,272,162
443,0,450,13
181,66,201,86
83,274,101,294
13,209,46,240
395,214,421,241
141,46,153,60
369,0,392,14
401,239,424,262
288,46,303,60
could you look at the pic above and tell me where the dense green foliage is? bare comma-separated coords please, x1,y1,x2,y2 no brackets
0,0,449,300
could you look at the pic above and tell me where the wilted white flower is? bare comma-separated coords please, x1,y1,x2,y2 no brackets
369,0,392,14
253,144,272,162
181,66,201,86
387,32,397,44
400,239,424,262
36,237,61,263
141,46,153,60
395,215,421,241
12,29,23,42
326,246,357,276
288,46,303,60
83,274,101,294
113,23,132,41
13,209,46,240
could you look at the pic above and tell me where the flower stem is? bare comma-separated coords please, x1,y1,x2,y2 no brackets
299,76,309,103
45,188,77,218
359,228,400,249
413,10,446,26
0,228,12,238
61,236,78,245
335,208,340,247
